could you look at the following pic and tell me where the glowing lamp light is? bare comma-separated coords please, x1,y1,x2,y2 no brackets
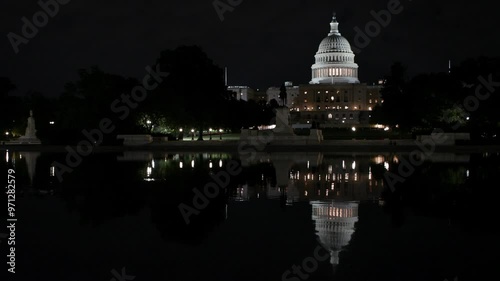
49,121,55,125
351,127,356,132
4,132,8,136
179,128,183,132
384,127,390,131
146,120,152,124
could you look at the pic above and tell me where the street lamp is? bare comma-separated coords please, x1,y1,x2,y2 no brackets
209,128,212,140
191,129,195,140
219,129,223,140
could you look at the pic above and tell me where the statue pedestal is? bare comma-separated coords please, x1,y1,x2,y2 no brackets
274,107,294,135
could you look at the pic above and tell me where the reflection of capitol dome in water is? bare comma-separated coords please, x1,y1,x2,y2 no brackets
310,13,360,84
310,201,358,266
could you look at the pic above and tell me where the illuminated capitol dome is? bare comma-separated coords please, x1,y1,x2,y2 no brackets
310,13,360,84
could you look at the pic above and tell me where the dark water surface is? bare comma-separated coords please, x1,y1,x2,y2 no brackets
1,150,499,281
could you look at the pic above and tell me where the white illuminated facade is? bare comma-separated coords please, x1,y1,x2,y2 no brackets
228,86,254,101
310,13,360,84
310,201,359,266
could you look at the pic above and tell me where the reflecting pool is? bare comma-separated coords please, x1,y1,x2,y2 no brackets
1,150,498,281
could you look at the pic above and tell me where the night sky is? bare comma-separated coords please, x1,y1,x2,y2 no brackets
1,0,499,97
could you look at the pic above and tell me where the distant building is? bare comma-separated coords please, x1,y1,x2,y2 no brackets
266,81,300,108
227,86,254,101
228,86,267,104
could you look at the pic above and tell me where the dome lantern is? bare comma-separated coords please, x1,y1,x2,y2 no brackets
328,12,341,36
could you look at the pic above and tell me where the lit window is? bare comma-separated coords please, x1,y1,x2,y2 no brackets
369,99,372,104
328,114,333,119
331,96,334,101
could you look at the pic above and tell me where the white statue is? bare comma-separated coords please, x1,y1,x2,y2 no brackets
15,110,41,144
25,110,37,138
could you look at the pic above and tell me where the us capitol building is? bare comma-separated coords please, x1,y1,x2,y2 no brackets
232,13,383,128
